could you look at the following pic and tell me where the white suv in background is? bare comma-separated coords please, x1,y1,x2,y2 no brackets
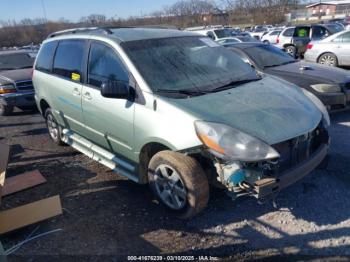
275,27,295,49
261,30,282,44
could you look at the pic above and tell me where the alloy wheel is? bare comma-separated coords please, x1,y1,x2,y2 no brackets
154,164,187,210
47,114,59,141
320,55,336,66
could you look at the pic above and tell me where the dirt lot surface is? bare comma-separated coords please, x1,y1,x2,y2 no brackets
1,109,350,261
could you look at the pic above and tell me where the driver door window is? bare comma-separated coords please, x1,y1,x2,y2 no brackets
88,42,129,88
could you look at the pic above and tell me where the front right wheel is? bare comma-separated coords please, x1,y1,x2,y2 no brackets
148,151,209,219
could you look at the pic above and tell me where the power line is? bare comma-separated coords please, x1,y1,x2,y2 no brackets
41,0,47,21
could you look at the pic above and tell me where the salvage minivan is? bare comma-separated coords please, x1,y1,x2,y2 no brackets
33,27,330,218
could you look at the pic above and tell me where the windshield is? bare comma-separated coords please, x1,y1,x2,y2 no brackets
214,29,234,39
122,36,259,94
0,53,34,70
243,44,296,68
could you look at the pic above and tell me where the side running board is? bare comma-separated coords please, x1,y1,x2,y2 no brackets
62,129,139,183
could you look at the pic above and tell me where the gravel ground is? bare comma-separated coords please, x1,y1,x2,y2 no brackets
0,109,350,261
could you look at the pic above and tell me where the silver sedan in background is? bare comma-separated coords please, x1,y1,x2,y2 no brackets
304,30,350,67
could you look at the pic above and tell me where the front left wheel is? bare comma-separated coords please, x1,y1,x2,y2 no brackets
148,151,209,219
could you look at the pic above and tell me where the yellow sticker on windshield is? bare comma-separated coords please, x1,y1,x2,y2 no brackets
71,73,81,81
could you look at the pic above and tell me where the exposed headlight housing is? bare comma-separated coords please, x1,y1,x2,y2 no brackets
195,121,280,162
0,84,16,94
311,84,341,93
303,89,330,128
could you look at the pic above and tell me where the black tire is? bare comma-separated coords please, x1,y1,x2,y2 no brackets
148,151,209,219
0,105,13,116
285,45,296,58
45,108,64,146
318,53,338,67
263,40,270,45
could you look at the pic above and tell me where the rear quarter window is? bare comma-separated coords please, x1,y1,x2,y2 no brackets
35,41,58,73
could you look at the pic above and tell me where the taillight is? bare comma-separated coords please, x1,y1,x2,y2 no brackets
276,37,279,44
307,43,313,49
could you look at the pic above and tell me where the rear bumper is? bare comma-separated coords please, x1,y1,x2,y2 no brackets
254,143,328,199
0,91,35,107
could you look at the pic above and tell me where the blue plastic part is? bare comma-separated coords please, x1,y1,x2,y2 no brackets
228,170,245,186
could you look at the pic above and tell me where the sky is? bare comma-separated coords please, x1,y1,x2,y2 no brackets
0,0,179,22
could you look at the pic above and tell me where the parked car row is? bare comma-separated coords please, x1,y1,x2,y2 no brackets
1,26,348,219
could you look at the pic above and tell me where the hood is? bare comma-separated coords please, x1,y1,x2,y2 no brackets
0,68,32,85
264,61,350,87
166,76,322,145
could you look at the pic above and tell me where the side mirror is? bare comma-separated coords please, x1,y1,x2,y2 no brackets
101,80,130,99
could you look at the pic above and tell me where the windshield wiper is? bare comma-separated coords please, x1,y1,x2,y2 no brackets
264,60,297,68
155,88,208,97
211,78,261,93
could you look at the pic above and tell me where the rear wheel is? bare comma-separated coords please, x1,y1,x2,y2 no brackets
318,53,338,67
0,105,13,116
148,151,209,219
263,40,270,45
285,45,296,58
45,108,64,146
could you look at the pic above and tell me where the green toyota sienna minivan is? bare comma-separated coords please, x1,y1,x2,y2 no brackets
33,27,330,218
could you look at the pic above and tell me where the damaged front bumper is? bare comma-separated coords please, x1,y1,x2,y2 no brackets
213,123,329,201
254,143,328,200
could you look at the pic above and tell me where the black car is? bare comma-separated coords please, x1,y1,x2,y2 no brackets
225,42,350,110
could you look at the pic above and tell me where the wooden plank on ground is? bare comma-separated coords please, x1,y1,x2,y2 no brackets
0,143,10,205
0,195,62,235
2,170,47,197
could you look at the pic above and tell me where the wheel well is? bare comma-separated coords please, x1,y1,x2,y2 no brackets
138,142,170,184
283,44,295,49
40,100,50,118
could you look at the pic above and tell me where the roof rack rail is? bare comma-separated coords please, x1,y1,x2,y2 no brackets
47,25,179,39
47,27,113,38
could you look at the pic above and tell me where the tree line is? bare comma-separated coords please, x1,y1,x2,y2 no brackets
0,0,300,47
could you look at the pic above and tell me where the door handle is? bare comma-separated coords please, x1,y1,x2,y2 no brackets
73,88,81,96
83,92,92,100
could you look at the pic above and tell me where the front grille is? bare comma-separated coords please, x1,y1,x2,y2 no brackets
15,80,34,91
272,123,328,174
